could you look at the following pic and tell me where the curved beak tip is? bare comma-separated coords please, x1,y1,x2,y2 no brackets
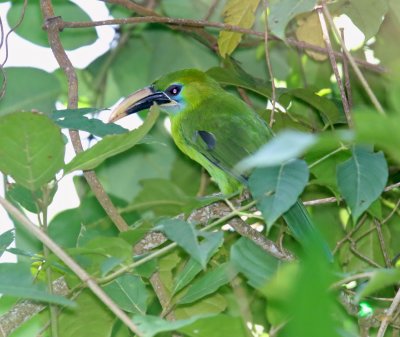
108,86,157,123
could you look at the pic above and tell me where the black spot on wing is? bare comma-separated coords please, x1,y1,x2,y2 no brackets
197,130,216,150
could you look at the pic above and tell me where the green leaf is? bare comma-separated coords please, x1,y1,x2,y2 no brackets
236,130,316,171
356,269,400,301
331,0,389,40
0,112,65,190
269,0,318,40
231,238,279,288
7,184,45,213
249,159,309,228
281,242,338,337
48,209,82,248
178,315,248,337
103,274,149,314
206,65,272,98
175,293,227,319
157,219,223,269
132,314,205,337
337,146,388,222
0,263,74,306
173,259,203,295
354,110,400,164
287,88,346,125
172,232,223,295
65,106,159,173
179,263,237,304
218,0,260,57
51,108,128,137
0,230,14,258
0,68,61,116
59,290,114,337
8,0,97,50
133,178,218,217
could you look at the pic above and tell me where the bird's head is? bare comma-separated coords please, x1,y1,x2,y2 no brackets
109,69,220,123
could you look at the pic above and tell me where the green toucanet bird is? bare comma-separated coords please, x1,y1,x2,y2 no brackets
109,69,328,254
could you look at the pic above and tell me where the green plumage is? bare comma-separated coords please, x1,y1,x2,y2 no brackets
137,69,328,255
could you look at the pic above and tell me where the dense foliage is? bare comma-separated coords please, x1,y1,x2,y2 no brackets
0,0,399,336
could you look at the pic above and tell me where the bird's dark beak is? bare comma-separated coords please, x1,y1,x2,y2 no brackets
108,86,172,123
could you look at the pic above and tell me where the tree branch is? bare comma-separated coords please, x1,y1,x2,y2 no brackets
0,196,144,336
58,16,385,74
40,0,129,232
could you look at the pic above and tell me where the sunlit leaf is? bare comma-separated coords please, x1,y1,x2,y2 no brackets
218,0,260,57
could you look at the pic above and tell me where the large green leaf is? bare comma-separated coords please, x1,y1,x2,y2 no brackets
354,111,400,164
7,0,97,50
0,112,65,190
103,274,149,314
206,65,272,98
236,130,316,171
249,160,309,228
179,263,237,304
157,219,223,269
218,0,260,57
58,290,114,337
269,0,317,40
0,68,61,116
178,315,248,337
64,106,159,173
0,263,74,306
231,238,279,288
287,88,346,125
337,146,388,222
51,108,128,137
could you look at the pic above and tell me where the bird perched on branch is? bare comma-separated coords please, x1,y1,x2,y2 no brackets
109,69,329,255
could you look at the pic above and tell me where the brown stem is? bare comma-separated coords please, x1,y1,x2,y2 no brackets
262,0,277,128
340,27,353,109
58,16,385,73
0,196,144,336
40,1,129,232
316,5,352,127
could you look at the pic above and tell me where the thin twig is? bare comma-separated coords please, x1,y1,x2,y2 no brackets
340,28,352,109
59,16,385,73
321,2,385,115
40,1,129,232
316,5,352,127
374,219,392,268
262,0,276,127
377,288,400,337
203,0,220,21
0,196,144,337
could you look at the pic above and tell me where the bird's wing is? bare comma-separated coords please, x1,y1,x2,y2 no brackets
180,94,272,181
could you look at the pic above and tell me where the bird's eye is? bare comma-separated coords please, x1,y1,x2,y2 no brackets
166,84,182,97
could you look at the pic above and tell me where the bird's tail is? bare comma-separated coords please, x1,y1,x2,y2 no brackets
283,200,332,260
